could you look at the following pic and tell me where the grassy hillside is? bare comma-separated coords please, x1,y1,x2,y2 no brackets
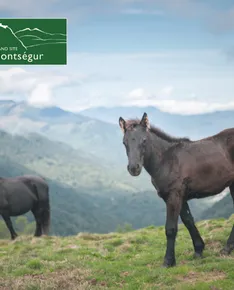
1,216,234,289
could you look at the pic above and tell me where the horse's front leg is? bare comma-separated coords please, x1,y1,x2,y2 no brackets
2,214,18,240
163,192,182,268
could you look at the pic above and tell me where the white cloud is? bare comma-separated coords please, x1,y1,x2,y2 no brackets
120,85,234,115
127,86,174,101
28,83,53,106
159,86,174,98
128,88,149,100
127,99,234,115
0,67,83,107
56,50,234,115
0,68,35,95
0,47,233,116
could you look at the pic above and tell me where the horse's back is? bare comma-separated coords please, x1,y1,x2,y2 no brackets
0,177,37,216
175,138,234,194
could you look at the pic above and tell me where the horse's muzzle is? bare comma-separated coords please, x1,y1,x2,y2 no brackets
127,164,141,176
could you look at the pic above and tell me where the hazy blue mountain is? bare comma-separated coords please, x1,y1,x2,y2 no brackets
1,100,234,196
0,100,125,166
0,129,139,193
80,106,234,140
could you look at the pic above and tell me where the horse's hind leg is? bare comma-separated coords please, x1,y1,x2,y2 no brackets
221,183,234,255
31,207,42,237
2,214,18,240
180,201,205,258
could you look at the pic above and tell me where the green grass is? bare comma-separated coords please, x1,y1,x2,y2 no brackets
1,216,234,290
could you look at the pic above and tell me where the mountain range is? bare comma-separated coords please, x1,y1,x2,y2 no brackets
0,99,232,235
1,99,233,193
0,128,210,236
80,106,234,140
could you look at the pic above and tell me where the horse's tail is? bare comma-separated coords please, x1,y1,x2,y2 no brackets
34,181,51,235
40,194,50,236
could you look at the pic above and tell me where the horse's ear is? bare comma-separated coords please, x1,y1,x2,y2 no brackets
119,117,126,134
140,112,150,130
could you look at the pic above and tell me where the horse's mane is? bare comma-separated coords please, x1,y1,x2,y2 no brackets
125,119,191,143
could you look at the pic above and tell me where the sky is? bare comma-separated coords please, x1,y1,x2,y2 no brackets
0,0,234,115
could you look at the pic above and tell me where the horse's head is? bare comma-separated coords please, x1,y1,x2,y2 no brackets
119,112,150,176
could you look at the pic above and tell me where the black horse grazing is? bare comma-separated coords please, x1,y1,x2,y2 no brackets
0,175,50,240
119,112,234,267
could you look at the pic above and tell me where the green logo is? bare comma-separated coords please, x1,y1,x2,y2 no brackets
0,18,67,65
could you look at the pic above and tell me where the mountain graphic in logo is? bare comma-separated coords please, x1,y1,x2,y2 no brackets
0,23,66,50
0,18,67,65
15,27,66,49
0,23,27,52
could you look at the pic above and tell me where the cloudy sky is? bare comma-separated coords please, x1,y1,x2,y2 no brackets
0,0,234,114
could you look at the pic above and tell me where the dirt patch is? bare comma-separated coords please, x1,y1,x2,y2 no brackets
77,233,118,241
117,241,133,253
206,241,222,251
177,270,226,284
0,268,107,290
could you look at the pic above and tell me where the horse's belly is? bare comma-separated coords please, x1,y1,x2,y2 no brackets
186,171,233,200
187,191,221,200
6,187,35,216
188,178,230,196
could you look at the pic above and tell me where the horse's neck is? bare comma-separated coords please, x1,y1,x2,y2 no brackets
144,132,173,177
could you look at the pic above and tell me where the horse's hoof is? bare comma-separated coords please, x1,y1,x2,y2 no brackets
194,252,203,259
162,259,176,268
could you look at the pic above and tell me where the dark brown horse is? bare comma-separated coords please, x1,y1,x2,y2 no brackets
119,112,234,267
0,175,50,240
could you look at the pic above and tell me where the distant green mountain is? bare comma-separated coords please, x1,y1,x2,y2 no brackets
0,155,132,236
0,130,135,193
0,100,124,164
0,100,151,191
